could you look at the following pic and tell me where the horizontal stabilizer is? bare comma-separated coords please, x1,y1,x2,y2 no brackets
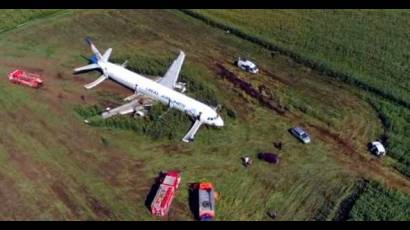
74,63,99,73
102,48,112,62
84,74,108,90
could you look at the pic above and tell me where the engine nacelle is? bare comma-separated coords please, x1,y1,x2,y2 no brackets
174,82,187,93
134,110,145,117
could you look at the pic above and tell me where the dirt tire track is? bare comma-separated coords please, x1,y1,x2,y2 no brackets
51,181,82,218
214,62,410,194
0,172,34,219
80,186,115,220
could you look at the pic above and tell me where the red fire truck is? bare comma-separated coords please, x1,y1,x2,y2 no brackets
8,69,43,88
151,171,181,217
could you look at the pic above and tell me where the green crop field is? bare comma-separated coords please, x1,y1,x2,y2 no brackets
344,181,410,221
191,10,410,105
0,9,408,220
187,9,410,220
187,10,410,176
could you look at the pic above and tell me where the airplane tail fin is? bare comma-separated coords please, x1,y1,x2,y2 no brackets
74,37,111,89
85,37,103,60
85,37,112,62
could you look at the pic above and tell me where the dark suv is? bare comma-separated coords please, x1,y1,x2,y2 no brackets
257,152,280,164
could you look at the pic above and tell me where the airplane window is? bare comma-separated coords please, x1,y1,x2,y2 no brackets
206,115,219,121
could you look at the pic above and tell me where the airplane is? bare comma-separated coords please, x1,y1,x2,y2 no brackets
74,38,224,143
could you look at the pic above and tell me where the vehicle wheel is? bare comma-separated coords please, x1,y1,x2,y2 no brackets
202,201,210,207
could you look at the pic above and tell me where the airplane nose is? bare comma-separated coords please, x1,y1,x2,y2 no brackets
215,117,224,127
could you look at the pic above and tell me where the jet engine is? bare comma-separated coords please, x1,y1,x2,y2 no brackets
174,82,187,93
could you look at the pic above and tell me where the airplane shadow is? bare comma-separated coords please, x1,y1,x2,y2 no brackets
80,54,91,63
144,173,163,212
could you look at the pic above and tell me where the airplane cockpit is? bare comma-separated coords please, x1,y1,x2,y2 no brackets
205,114,224,127
207,115,219,121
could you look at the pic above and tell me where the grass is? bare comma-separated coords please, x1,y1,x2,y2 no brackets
186,10,410,173
368,97,410,177
184,9,410,220
0,10,62,33
0,9,406,220
189,10,410,106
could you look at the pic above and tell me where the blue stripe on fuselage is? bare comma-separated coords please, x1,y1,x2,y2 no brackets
90,55,98,64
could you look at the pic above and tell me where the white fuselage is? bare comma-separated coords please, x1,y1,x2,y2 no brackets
100,61,224,127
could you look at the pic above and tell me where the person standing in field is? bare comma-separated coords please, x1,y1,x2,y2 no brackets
242,156,253,168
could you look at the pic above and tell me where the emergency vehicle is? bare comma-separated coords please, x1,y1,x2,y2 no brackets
151,171,181,216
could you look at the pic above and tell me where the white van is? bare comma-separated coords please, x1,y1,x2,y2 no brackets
370,141,386,157
236,58,259,74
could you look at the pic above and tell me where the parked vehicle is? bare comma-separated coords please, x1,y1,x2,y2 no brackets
290,127,311,144
8,69,43,88
369,141,386,157
257,152,280,164
198,182,216,221
236,58,259,74
150,171,181,217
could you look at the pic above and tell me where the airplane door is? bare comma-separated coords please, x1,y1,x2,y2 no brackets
169,100,177,109
169,100,185,110
186,108,197,117
162,96,171,106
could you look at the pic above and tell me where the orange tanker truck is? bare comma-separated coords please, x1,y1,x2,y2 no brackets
198,182,216,221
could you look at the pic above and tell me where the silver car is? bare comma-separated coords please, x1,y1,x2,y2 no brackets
290,127,311,144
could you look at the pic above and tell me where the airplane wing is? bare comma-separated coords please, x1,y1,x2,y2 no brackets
101,96,154,119
123,92,142,101
158,51,185,89
182,119,203,143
